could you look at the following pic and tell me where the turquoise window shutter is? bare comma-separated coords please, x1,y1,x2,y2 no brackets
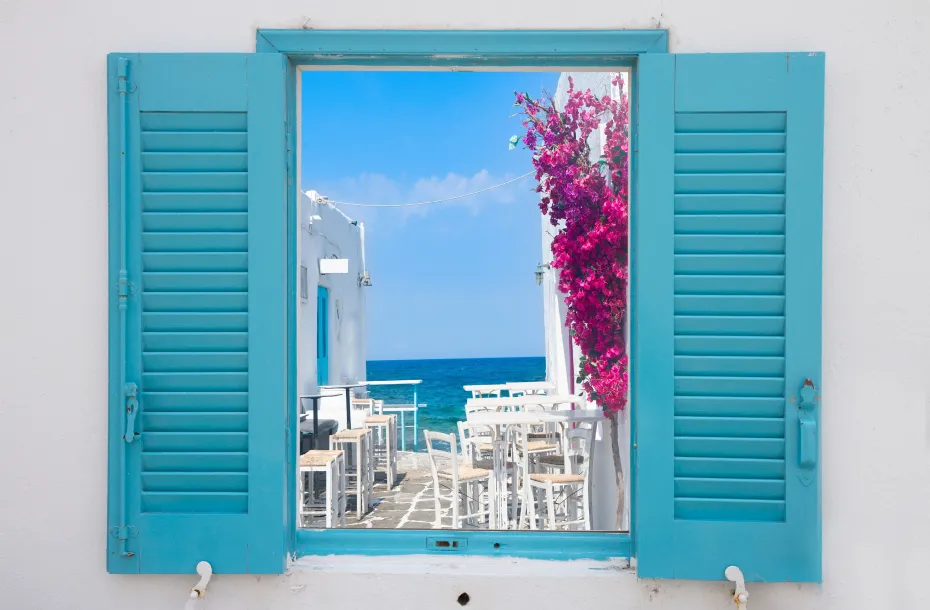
634,52,824,582
107,53,289,574
317,285,329,385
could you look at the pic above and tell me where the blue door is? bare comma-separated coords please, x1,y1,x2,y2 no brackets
317,286,329,385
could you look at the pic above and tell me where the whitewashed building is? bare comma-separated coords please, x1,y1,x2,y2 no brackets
299,191,368,431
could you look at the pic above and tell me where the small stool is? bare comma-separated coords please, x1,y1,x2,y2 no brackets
330,428,373,519
364,414,397,488
298,450,346,528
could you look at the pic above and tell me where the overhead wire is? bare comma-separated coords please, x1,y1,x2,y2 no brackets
320,171,535,208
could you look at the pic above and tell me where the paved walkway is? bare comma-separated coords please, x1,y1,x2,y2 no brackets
345,452,452,529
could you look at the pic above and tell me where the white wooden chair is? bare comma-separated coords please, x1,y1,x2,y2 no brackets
364,414,397,488
423,430,495,529
457,420,494,466
538,421,593,472
298,449,346,528
510,423,559,529
528,424,597,530
458,420,518,527
329,428,373,519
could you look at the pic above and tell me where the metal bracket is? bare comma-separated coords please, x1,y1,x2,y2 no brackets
109,525,139,557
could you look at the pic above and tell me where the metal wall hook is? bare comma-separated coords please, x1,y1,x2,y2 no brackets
190,561,213,600
725,566,749,609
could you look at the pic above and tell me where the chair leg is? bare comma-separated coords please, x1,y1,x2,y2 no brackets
545,482,557,530
432,479,442,528
451,483,460,529
297,470,304,529
528,484,538,530
582,481,591,530
339,456,346,527
356,442,365,520
325,461,333,528
486,475,496,528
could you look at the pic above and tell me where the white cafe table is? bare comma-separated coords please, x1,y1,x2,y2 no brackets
465,394,585,412
463,381,556,397
466,405,603,529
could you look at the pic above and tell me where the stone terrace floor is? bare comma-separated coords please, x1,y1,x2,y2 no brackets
345,451,444,529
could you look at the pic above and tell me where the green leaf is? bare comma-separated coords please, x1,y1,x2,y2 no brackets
508,135,520,150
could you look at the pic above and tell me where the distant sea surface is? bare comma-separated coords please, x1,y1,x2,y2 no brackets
366,357,545,450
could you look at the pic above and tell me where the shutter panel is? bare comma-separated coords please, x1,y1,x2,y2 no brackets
107,54,289,574
634,53,823,582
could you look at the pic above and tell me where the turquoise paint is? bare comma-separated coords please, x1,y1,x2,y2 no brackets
257,29,667,63
632,52,676,580
285,55,300,558
317,285,329,385
262,28,668,565
634,53,824,582
107,53,289,574
413,385,418,451
108,30,682,573
297,529,630,561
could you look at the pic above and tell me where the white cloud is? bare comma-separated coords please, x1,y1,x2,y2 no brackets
307,169,534,229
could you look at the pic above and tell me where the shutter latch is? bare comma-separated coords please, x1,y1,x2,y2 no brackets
123,382,139,443
797,378,818,486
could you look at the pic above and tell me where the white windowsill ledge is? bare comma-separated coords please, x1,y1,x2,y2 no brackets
289,554,631,578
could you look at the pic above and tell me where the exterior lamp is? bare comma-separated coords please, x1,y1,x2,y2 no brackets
535,262,551,285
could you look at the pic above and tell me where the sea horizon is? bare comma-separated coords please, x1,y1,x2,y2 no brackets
366,355,545,363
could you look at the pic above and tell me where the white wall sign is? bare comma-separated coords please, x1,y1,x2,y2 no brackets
319,258,349,274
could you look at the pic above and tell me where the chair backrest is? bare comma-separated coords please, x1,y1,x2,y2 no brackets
457,420,492,464
351,397,375,415
464,400,493,416
423,429,458,481
565,423,598,478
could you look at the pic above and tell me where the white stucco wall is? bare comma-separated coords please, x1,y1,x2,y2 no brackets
2,2,929,609
298,193,367,428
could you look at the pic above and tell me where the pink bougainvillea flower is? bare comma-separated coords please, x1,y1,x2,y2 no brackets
514,77,630,415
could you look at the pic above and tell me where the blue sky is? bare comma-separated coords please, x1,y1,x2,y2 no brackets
301,71,559,361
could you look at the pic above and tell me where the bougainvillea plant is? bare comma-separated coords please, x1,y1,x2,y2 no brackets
514,75,630,417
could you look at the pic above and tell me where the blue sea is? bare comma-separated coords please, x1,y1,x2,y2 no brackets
365,356,545,450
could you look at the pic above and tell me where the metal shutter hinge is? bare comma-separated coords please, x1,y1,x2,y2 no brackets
109,525,138,557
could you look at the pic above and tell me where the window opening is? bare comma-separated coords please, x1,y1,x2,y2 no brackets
297,68,632,534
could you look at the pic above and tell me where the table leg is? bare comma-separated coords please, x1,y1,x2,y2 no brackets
344,389,352,430
491,426,508,530
413,386,419,451
400,410,406,451
312,397,320,450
